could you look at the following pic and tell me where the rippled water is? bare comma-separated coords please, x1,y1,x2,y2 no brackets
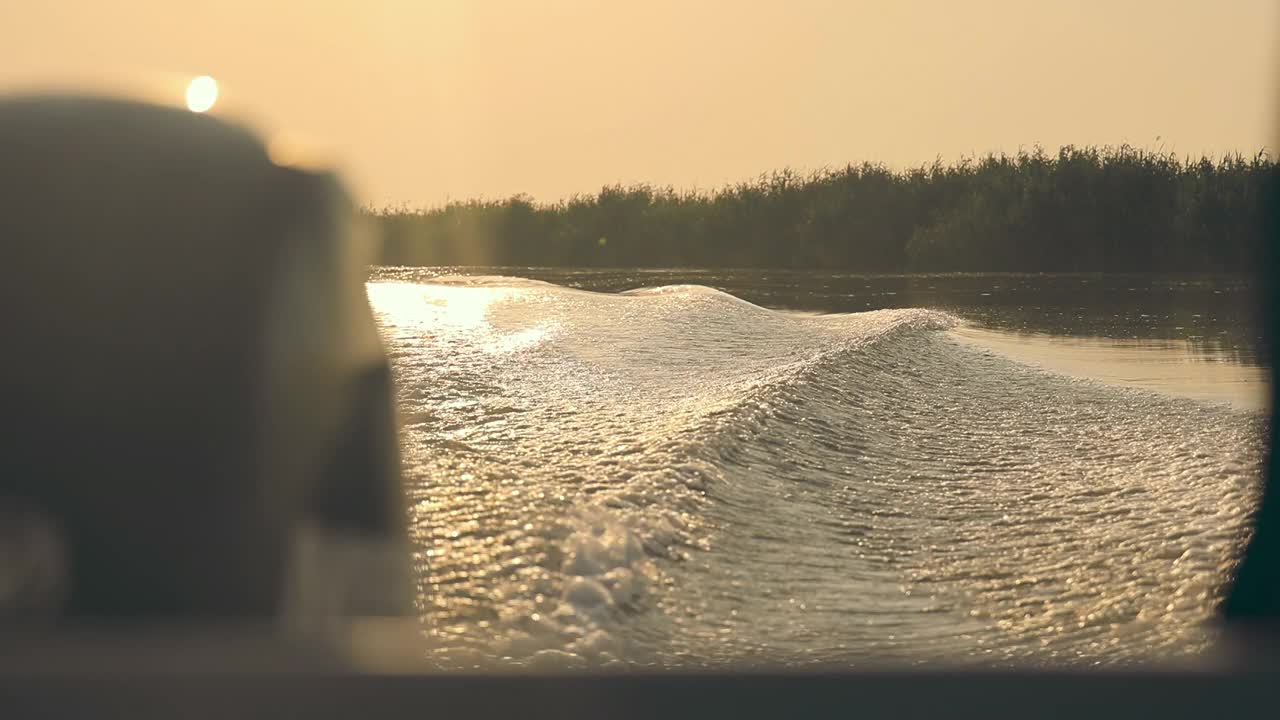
366,269,1268,670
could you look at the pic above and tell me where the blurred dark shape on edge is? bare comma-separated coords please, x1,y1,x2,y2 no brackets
0,95,409,623
1222,133,1280,627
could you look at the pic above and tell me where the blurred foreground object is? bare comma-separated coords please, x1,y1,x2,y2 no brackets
1222,134,1280,629
0,95,409,620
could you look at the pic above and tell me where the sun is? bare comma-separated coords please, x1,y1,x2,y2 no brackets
185,75,218,113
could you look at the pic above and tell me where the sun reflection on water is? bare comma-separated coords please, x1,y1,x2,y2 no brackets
366,281,553,354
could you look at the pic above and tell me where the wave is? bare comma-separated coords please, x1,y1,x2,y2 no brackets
366,277,1266,669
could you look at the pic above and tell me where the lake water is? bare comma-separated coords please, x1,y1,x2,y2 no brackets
366,268,1270,669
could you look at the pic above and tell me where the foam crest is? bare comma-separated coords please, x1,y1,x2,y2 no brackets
369,276,1263,669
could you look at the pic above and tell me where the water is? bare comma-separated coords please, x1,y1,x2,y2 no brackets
366,269,1269,670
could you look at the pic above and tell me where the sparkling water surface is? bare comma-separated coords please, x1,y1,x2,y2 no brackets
366,269,1268,670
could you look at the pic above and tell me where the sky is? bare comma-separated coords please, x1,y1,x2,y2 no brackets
2,1,1276,206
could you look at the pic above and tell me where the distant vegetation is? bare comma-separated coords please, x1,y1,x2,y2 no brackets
368,146,1275,272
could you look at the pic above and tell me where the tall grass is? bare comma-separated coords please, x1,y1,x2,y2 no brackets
368,146,1276,272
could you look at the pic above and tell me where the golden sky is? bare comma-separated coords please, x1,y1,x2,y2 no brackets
3,1,1276,205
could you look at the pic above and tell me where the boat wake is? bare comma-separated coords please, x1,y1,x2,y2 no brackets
366,276,1265,669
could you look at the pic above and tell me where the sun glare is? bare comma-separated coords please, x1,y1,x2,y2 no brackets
185,75,218,113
